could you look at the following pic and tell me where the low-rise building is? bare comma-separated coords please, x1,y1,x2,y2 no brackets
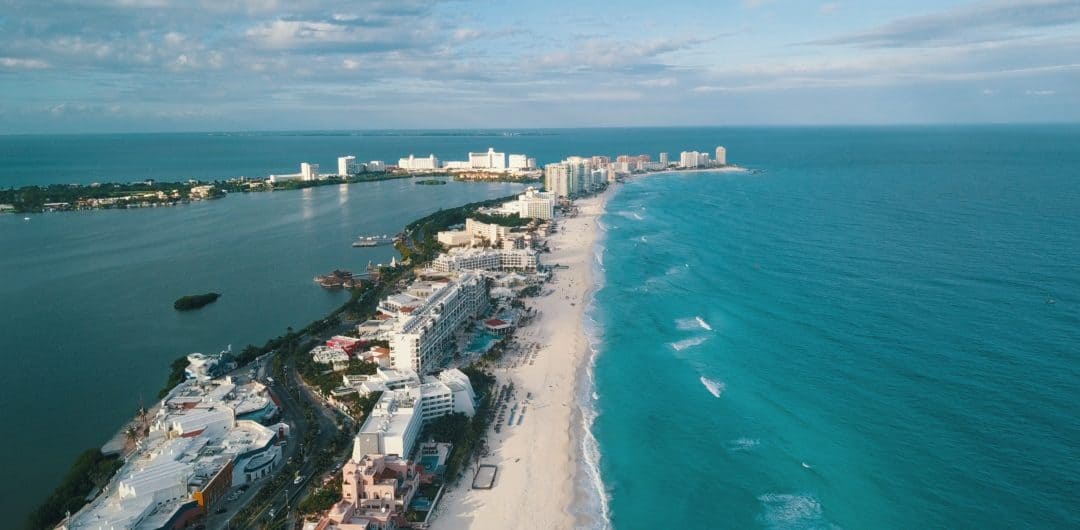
189,185,215,199
312,345,351,371
436,229,472,247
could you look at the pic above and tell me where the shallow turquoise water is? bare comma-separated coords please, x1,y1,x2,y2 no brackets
591,127,1080,529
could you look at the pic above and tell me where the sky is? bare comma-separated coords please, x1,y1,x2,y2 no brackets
1,0,1078,133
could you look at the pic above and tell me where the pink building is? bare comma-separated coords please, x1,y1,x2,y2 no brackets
316,438,420,530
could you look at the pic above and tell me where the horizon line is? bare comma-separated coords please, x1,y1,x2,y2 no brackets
3,121,1080,137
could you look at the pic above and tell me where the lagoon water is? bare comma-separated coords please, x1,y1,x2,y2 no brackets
590,127,1080,528
3,127,1080,528
0,177,524,523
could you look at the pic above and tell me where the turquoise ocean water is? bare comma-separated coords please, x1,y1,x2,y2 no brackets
2,127,1079,528
588,127,1080,528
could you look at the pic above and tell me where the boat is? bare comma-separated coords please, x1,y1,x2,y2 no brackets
352,234,394,247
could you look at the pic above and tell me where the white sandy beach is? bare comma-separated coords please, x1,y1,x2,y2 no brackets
431,189,610,530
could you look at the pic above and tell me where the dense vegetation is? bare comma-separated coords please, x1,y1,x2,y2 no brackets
158,355,193,398
25,450,123,530
0,180,225,213
469,212,534,227
414,179,448,185
298,476,342,514
0,172,415,213
173,292,221,311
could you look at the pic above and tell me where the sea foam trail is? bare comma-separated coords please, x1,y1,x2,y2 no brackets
676,316,713,331
671,336,708,351
700,376,725,397
728,438,761,451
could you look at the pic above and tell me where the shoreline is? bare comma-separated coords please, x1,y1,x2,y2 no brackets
431,187,612,530
572,184,618,530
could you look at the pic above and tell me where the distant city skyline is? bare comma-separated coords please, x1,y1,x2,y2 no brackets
1,0,1078,133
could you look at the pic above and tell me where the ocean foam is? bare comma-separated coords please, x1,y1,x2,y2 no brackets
671,336,708,351
727,438,761,451
676,316,713,331
572,202,613,530
757,493,827,529
700,376,725,397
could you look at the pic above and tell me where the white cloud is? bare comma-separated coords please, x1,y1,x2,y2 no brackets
1025,89,1056,96
1,57,50,69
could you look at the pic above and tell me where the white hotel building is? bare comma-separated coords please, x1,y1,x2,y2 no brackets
398,154,440,171
387,272,488,374
516,186,555,219
338,155,362,176
351,368,477,458
469,147,506,170
432,248,539,273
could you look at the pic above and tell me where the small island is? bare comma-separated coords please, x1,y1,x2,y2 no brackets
414,179,448,185
173,292,221,311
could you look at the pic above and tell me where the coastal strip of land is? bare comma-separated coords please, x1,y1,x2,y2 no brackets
432,189,609,530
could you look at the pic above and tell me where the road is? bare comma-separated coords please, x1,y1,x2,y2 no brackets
205,348,353,530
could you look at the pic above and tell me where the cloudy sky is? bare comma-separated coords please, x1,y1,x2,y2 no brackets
1,0,1078,133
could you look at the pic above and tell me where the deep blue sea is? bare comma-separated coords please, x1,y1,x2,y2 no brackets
2,127,1079,529
588,126,1080,529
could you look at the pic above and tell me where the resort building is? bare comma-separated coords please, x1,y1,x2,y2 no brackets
680,148,725,168
466,218,508,245
367,160,386,172
515,186,555,219
301,162,320,181
659,152,669,165
338,155,361,176
342,367,477,421
436,229,473,247
320,452,420,529
544,157,602,197
387,273,488,374
507,154,534,170
397,154,439,171
431,248,539,273
469,147,506,170
354,388,424,458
